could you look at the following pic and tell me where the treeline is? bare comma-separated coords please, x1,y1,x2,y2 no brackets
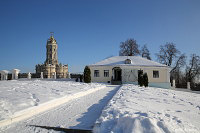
119,38,200,90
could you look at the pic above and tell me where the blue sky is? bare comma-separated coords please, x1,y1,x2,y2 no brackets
0,0,200,73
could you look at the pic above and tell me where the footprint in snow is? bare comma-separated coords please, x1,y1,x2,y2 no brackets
157,112,162,115
134,112,148,117
188,102,193,105
196,106,200,110
179,99,184,101
165,114,170,117
172,116,182,123
162,93,168,96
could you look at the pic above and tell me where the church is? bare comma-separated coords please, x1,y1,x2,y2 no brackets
35,33,69,78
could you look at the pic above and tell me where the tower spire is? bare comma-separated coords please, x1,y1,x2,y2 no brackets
50,32,54,37
45,32,58,65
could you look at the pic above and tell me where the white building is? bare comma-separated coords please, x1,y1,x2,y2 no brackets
88,56,171,89
12,69,20,80
0,70,9,80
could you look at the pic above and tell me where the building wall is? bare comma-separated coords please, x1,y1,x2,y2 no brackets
126,66,170,83
35,64,68,78
89,65,171,88
90,66,113,83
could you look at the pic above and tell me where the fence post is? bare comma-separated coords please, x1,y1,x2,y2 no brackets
27,72,31,79
187,82,190,89
172,79,176,88
68,72,71,79
54,72,56,79
41,72,43,79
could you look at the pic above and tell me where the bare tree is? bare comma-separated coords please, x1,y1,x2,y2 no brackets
156,42,188,87
186,54,200,83
156,42,180,66
141,44,151,60
170,54,186,73
170,54,187,85
119,38,140,56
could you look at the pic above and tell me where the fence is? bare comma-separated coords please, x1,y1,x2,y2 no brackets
175,82,200,91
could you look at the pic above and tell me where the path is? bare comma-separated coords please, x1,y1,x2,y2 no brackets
1,85,120,133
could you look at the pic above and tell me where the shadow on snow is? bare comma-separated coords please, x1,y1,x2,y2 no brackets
28,85,121,132
69,85,121,130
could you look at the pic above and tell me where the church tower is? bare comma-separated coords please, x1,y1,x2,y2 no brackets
36,32,68,79
45,32,58,65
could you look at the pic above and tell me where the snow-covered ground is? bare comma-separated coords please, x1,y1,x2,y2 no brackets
1,80,200,133
1,84,120,132
94,84,200,133
0,79,106,125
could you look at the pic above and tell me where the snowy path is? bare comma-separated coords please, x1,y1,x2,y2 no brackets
1,85,120,133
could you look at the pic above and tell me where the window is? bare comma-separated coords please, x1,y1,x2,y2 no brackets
104,70,109,77
94,70,99,77
153,71,159,78
125,59,132,64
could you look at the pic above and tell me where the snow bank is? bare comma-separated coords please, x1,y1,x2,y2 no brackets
94,84,200,133
0,80,106,127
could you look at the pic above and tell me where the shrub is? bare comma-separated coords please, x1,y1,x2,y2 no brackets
143,73,149,87
84,66,91,83
80,75,83,82
138,70,143,86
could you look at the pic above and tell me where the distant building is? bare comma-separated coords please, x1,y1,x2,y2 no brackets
36,33,68,78
0,70,9,80
88,56,171,89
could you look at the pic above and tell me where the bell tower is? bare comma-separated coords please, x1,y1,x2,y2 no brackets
36,32,68,78
45,32,58,65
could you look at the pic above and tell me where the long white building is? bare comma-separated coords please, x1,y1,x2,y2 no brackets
88,56,171,89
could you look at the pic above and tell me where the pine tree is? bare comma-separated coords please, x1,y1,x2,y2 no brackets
138,70,144,86
141,45,151,60
143,73,149,87
84,66,91,83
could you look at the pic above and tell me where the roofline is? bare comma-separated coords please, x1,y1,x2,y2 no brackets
88,64,170,68
89,56,169,68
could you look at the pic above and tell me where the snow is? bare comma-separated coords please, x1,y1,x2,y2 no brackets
1,80,200,133
1,85,120,132
94,84,200,133
0,79,106,127
0,70,9,74
12,69,20,72
90,56,167,67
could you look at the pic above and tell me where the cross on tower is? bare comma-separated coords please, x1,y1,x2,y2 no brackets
50,32,54,37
